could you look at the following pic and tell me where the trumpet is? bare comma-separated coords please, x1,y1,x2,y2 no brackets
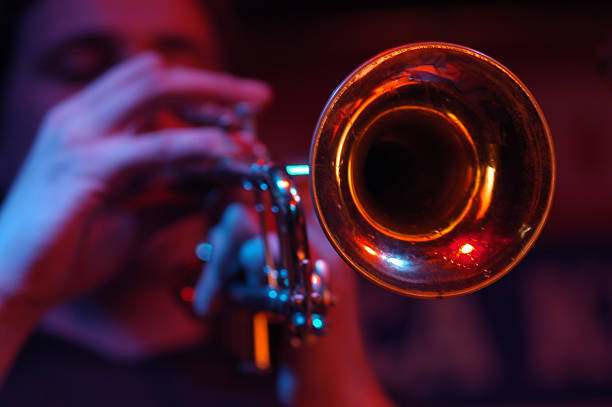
189,42,554,345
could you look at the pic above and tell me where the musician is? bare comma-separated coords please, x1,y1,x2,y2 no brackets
0,0,393,405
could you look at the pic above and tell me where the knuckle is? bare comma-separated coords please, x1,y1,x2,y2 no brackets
38,120,76,150
142,52,164,70
155,134,176,157
139,65,166,100
224,203,247,221
41,106,92,146
42,105,67,129
45,147,82,179
152,68,171,92
57,121,86,145
208,225,224,242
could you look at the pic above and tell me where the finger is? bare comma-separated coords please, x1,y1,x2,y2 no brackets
75,66,272,134
53,52,163,121
165,66,272,110
92,127,239,176
238,232,280,288
193,204,257,315
239,237,266,287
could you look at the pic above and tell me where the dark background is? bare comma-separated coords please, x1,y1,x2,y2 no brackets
225,2,612,406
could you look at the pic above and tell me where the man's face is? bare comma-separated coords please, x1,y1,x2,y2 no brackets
0,0,221,190
0,0,229,291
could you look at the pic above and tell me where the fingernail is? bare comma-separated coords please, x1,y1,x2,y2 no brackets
194,291,211,315
195,243,212,262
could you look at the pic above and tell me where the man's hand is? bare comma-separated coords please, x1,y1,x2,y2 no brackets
0,52,270,381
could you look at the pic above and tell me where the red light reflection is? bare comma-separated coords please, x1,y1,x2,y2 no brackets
180,286,195,303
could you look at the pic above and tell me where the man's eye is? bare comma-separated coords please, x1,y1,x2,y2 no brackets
154,36,214,69
39,45,118,84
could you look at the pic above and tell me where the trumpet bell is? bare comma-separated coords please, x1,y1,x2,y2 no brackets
310,42,555,298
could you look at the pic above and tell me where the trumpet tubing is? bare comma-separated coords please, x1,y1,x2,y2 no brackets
187,43,554,341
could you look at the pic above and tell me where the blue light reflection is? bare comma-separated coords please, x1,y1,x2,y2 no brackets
285,165,310,175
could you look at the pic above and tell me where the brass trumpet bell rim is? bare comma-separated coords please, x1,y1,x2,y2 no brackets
309,42,555,298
